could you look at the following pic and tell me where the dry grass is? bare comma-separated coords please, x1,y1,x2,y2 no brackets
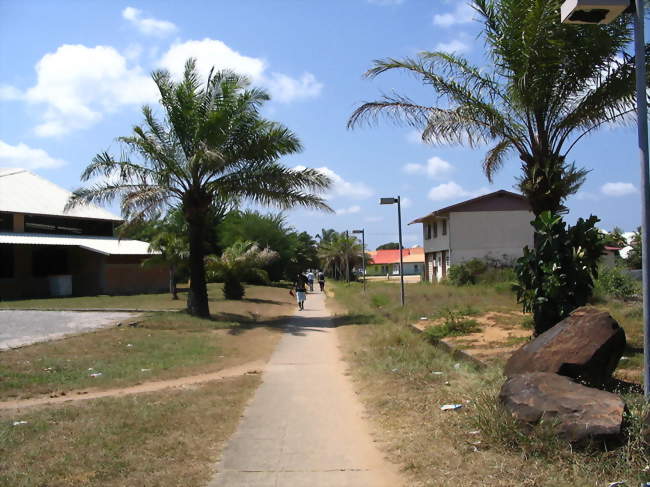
0,285,292,400
332,281,650,487
0,375,259,486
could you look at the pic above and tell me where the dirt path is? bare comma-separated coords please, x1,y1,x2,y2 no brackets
208,291,404,487
0,360,266,410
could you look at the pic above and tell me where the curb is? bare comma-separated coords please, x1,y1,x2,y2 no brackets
408,323,488,370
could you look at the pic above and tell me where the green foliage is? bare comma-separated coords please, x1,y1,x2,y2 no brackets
514,212,604,335
424,309,481,340
595,265,639,300
349,0,645,216
627,227,642,269
447,259,488,285
376,242,400,250
218,211,319,281
318,231,365,281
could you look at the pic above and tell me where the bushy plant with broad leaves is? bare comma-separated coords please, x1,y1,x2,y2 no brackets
514,212,604,335
595,265,639,300
447,259,488,286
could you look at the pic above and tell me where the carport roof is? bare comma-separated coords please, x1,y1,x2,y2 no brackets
0,232,156,256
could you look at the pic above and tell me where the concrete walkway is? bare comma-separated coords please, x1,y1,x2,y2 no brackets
209,292,403,487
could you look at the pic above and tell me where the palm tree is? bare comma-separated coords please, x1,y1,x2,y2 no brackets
205,240,279,300
318,232,364,281
143,231,188,300
348,0,646,216
69,59,331,317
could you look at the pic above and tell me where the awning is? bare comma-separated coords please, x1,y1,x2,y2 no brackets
0,232,156,256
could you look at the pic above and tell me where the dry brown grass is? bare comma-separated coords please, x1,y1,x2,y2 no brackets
332,281,650,487
0,376,259,486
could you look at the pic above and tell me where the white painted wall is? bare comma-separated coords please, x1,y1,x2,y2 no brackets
449,210,533,265
422,218,449,252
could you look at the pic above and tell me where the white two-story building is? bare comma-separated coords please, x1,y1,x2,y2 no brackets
410,190,534,282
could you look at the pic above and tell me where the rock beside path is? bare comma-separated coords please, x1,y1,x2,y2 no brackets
505,307,626,387
499,372,625,443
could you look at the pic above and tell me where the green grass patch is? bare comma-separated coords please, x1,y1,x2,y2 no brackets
424,310,481,341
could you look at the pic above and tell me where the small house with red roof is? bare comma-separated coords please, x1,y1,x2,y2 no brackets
410,190,534,282
366,247,425,277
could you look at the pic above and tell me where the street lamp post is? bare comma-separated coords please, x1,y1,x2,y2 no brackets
352,229,366,293
561,0,650,398
380,196,405,307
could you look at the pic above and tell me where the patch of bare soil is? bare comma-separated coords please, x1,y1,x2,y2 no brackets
0,360,265,410
417,311,531,363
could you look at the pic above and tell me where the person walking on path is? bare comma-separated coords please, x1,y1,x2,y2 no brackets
317,270,325,292
306,270,315,292
293,273,307,311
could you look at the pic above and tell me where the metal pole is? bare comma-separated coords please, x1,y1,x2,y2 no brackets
362,230,366,293
345,230,350,284
634,0,650,400
397,196,405,307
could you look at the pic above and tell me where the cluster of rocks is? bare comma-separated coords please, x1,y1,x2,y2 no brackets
500,307,627,443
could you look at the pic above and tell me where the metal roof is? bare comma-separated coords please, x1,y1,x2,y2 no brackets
0,168,122,221
0,232,156,256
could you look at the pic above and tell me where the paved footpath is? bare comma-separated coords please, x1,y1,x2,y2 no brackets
209,291,404,487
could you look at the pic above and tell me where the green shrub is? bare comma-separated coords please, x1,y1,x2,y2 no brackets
594,265,639,300
424,309,481,340
448,259,487,285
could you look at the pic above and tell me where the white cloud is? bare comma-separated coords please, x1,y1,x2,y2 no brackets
7,44,157,137
294,165,373,200
336,205,361,215
122,7,177,37
601,182,638,197
435,39,470,54
0,85,22,100
403,156,453,179
433,3,475,27
0,140,65,169
159,39,322,103
428,181,488,201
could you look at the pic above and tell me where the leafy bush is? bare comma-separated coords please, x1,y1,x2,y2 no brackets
595,265,639,300
424,309,481,340
447,259,487,285
514,212,604,336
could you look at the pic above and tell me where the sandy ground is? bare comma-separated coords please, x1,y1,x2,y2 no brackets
208,292,404,487
415,310,530,362
0,310,137,349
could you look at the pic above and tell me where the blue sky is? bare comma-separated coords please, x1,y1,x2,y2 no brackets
0,0,643,250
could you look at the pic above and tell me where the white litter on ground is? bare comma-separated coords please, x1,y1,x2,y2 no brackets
440,404,463,411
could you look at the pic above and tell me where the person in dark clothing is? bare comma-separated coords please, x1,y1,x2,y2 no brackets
317,271,325,292
293,273,308,310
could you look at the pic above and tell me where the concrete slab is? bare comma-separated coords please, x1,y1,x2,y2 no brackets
209,292,403,487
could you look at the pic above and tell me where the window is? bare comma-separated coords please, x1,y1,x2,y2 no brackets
0,213,12,231
426,224,432,240
0,245,13,278
32,247,68,277
442,220,447,236
433,222,438,238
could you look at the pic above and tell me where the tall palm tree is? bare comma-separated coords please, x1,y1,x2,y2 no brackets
318,232,364,281
348,0,646,215
69,59,331,317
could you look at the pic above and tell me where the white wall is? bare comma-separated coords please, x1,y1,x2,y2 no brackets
422,218,450,253
449,210,533,265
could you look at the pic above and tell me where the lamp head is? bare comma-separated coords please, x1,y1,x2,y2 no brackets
560,0,630,24
380,197,398,205
352,229,363,234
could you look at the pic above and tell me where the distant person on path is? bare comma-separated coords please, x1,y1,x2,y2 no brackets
318,271,325,292
293,273,308,311
306,270,315,292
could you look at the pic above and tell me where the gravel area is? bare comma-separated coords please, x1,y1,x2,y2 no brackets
0,310,137,349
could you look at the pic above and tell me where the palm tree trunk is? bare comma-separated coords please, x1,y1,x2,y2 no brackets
187,218,210,317
170,265,178,300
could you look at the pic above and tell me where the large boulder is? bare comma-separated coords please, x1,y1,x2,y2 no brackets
505,307,626,387
500,372,625,443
